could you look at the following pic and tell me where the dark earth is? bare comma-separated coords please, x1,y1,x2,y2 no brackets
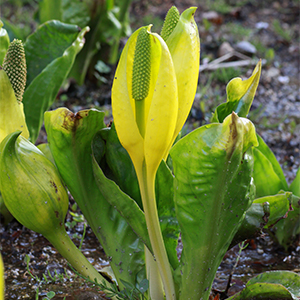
1,0,299,299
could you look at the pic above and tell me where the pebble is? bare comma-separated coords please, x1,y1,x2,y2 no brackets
278,76,290,84
265,67,280,79
255,21,269,29
218,41,234,57
235,41,257,55
202,11,223,25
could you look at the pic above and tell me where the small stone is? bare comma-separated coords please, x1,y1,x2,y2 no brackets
255,22,269,29
235,41,257,55
278,76,290,84
265,67,280,79
218,42,234,57
202,11,223,25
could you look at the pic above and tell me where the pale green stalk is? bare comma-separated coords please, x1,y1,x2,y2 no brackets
145,246,164,299
46,227,117,299
138,162,176,300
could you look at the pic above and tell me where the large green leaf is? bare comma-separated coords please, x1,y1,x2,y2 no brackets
23,22,89,142
155,161,180,270
101,123,142,208
170,113,258,300
44,108,145,288
91,135,151,252
253,135,288,197
38,0,90,29
231,192,292,246
25,21,81,86
290,167,300,197
95,125,179,270
211,61,261,123
227,271,300,299
274,193,300,250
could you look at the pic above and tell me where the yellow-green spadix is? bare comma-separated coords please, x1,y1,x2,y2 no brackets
112,24,178,178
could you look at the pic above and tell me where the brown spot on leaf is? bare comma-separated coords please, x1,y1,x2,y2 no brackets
50,181,58,193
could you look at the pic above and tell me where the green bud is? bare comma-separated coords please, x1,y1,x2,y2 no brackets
132,27,151,101
160,6,180,41
0,131,69,237
2,39,27,102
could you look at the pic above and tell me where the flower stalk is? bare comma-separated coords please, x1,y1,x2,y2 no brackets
112,6,200,299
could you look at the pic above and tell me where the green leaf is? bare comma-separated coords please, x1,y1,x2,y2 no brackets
248,271,300,297
91,135,151,252
211,61,261,123
39,0,90,29
231,192,292,246
253,135,288,198
290,167,300,197
101,123,142,208
25,21,81,86
170,113,258,300
38,0,62,25
274,193,300,251
156,161,180,270
1,19,29,41
227,282,295,300
44,107,145,288
95,124,179,269
23,22,89,142
227,271,300,299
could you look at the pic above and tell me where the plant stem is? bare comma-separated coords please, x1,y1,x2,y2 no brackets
145,246,164,300
46,227,116,297
139,162,176,300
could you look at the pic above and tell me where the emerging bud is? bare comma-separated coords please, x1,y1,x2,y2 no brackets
2,39,27,102
0,131,69,237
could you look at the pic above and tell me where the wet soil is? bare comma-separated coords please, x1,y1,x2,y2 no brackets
1,216,300,299
1,0,300,299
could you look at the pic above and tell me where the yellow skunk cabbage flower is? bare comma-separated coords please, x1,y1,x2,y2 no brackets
112,7,200,300
112,25,178,179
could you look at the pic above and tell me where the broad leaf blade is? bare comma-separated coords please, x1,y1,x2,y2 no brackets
290,167,300,197
228,271,300,299
170,113,258,299
156,161,180,270
227,283,296,300
91,136,151,252
25,21,80,86
253,135,288,197
247,271,300,297
274,193,300,251
44,108,145,288
231,192,292,246
23,23,89,142
39,0,90,28
102,123,142,208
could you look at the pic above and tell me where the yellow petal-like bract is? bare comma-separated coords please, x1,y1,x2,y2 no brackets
112,25,178,177
0,69,29,143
